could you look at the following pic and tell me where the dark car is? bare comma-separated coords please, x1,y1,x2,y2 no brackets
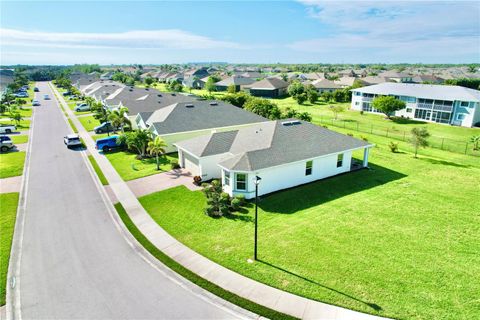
95,135,121,152
34,87,39,92
94,122,117,134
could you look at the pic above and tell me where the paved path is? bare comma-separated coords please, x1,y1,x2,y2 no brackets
54,83,389,319
7,82,252,320
0,176,22,193
127,168,201,197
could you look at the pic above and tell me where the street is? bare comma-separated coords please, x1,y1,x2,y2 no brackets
15,82,243,319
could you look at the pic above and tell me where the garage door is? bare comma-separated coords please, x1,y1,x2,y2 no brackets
183,152,200,176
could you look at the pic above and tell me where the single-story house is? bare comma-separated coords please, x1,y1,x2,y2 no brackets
135,100,268,153
215,76,256,91
244,78,289,98
377,71,413,83
175,119,373,199
182,76,206,89
82,80,125,100
311,79,343,93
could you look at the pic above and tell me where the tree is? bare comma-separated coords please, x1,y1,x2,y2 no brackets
321,91,333,102
107,107,131,132
306,88,318,104
167,80,183,92
147,136,167,170
329,105,345,120
371,96,406,119
243,97,282,119
202,180,230,217
467,64,477,73
296,93,307,104
117,129,152,158
10,111,23,126
470,135,480,151
287,81,304,102
220,91,251,108
227,84,237,93
205,76,218,93
410,127,430,158
145,77,154,86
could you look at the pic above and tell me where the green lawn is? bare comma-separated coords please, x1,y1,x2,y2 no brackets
274,97,480,155
78,115,100,132
0,119,31,130
0,152,26,178
104,151,178,181
0,108,33,119
87,155,108,185
0,193,19,306
10,135,28,144
139,137,480,320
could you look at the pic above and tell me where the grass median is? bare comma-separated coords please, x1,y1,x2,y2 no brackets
87,155,108,185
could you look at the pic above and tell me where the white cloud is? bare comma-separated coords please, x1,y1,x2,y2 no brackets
0,28,242,50
292,1,480,61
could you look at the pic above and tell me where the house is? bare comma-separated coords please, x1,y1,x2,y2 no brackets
215,76,256,91
135,100,268,152
244,78,289,98
183,67,210,79
411,75,444,84
182,76,206,89
311,79,342,93
303,72,326,81
175,119,373,199
334,76,365,88
82,80,125,100
100,72,114,80
377,71,413,83
351,83,480,127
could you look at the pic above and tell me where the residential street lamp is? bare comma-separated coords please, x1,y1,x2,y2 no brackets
253,175,262,261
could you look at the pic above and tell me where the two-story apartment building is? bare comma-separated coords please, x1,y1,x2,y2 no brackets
351,83,480,127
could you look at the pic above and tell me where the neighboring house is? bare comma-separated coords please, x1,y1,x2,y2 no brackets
303,72,326,81
183,67,210,79
135,100,268,152
182,76,206,89
334,76,365,88
71,72,100,91
244,78,289,98
351,83,480,127
215,76,256,91
82,80,126,100
361,76,390,85
377,71,413,83
175,119,373,199
100,72,114,80
311,79,343,93
411,75,444,84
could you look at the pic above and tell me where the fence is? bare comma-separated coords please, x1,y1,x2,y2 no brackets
316,116,480,157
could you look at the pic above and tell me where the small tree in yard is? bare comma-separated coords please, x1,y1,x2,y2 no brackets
147,136,167,170
410,127,430,158
108,107,131,132
117,129,152,158
205,76,218,93
227,84,237,93
10,111,23,125
329,104,345,120
470,135,480,151
307,88,318,104
202,180,230,217
372,96,406,119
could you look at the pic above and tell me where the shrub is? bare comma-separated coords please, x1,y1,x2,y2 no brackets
170,160,181,170
230,198,241,211
202,180,231,217
361,135,369,142
193,175,202,185
360,110,364,115
235,194,246,206
389,141,399,153
347,133,353,137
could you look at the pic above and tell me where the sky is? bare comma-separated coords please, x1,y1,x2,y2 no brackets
0,0,479,65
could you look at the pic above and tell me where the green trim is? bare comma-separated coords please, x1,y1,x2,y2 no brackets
113,202,296,320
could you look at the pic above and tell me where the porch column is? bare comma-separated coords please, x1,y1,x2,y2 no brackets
363,148,370,168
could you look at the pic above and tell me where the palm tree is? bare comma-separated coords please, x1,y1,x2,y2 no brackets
117,129,152,158
147,136,167,170
107,106,131,132
10,111,23,126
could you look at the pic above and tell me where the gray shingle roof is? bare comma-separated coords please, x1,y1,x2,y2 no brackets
246,78,289,90
176,120,372,171
148,101,267,135
215,76,256,87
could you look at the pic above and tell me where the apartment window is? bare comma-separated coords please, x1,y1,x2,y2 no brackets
354,91,361,96
355,101,360,106
457,114,465,121
337,154,344,168
224,170,230,186
460,101,469,107
236,173,247,191
305,160,313,176
406,108,412,113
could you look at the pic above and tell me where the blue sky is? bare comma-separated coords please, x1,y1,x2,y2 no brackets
1,1,479,65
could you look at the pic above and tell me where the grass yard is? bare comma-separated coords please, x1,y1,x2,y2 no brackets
0,119,31,130
139,137,480,320
0,152,26,178
10,135,28,144
104,151,178,181
87,155,108,185
78,115,100,132
0,192,19,306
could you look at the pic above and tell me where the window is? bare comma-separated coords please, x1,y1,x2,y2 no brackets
406,108,412,113
224,170,230,186
337,154,344,168
457,114,465,121
236,173,247,191
355,101,360,106
460,101,469,107
305,161,313,175
354,91,361,96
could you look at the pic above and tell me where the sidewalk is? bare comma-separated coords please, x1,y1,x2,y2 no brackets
51,83,387,320
0,176,22,193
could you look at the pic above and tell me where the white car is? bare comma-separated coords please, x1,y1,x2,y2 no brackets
74,103,90,112
64,134,82,148
0,124,16,134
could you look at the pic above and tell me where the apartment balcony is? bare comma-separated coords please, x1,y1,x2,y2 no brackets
433,105,453,112
417,103,433,110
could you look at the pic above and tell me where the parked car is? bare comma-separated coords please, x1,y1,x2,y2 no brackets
74,103,90,112
95,135,121,152
64,134,82,148
32,100,41,106
0,135,14,152
34,87,39,92
0,124,16,134
43,94,50,100
15,92,28,98
62,91,71,96
94,122,117,134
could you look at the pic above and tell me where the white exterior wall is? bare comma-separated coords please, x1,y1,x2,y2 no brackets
224,151,353,199
198,153,232,181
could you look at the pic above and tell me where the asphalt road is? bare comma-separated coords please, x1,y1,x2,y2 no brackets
17,82,244,319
